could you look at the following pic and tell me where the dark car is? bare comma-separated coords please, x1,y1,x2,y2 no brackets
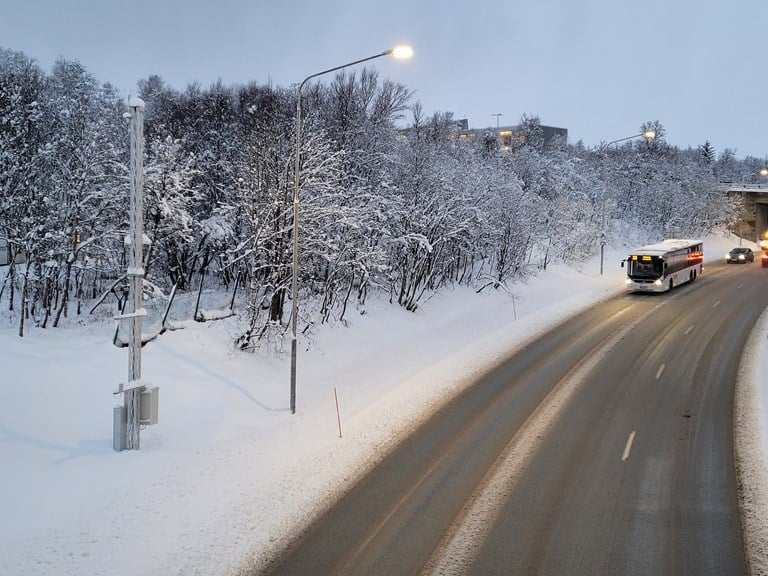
725,247,754,263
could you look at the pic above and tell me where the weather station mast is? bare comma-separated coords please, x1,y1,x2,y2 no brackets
113,97,158,451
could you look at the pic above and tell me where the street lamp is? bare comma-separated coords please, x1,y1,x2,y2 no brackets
600,130,655,151
599,130,656,275
290,46,413,414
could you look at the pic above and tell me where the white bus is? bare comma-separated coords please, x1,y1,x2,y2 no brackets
622,239,704,293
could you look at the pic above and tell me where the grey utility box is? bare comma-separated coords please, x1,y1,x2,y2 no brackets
113,405,127,451
139,386,159,425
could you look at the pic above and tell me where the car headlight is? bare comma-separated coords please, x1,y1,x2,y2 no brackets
725,253,731,259
739,255,745,260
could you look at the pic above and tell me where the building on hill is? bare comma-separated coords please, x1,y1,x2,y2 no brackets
457,119,568,151
396,118,568,152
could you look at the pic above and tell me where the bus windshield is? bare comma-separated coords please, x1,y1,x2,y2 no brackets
628,255,663,279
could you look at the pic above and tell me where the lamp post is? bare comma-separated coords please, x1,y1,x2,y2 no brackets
599,130,656,275
290,45,413,414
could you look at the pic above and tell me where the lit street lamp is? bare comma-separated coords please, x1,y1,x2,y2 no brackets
290,46,413,413
600,131,656,152
599,130,656,275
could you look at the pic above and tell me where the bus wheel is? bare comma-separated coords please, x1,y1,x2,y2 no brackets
669,278,674,291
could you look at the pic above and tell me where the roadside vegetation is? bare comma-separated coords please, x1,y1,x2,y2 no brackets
1,47,759,346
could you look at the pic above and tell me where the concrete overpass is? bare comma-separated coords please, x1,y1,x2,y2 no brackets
718,183,768,244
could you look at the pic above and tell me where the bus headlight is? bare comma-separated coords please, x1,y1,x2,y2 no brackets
654,279,663,286
625,278,632,285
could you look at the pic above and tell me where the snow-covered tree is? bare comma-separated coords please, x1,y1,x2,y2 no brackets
311,68,412,319
387,107,486,310
142,135,200,290
700,141,716,165
230,83,296,347
4,57,127,331
0,48,45,322
0,46,754,346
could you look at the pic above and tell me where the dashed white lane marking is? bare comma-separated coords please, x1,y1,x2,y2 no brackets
423,304,665,575
622,431,636,461
684,325,694,335
656,364,665,379
713,301,721,308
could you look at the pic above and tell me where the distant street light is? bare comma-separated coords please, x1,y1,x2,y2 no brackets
599,130,656,275
493,113,502,128
290,46,413,414
600,131,656,151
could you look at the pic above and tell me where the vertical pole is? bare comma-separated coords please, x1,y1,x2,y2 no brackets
288,51,394,415
290,85,303,415
600,153,607,276
599,235,605,275
334,387,343,438
126,97,145,450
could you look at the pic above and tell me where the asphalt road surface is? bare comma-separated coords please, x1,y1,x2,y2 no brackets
257,261,768,576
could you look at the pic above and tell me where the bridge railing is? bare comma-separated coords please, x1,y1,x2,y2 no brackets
718,182,768,192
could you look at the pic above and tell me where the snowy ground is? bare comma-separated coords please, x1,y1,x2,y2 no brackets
1,235,767,576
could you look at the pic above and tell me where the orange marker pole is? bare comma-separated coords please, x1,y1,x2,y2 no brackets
334,388,343,438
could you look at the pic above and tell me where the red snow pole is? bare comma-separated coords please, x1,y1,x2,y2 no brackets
334,388,343,438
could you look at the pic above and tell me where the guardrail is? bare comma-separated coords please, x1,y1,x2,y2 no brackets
718,182,768,192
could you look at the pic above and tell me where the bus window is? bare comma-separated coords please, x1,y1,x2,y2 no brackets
629,257,662,278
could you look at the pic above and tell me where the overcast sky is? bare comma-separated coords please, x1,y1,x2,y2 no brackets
1,0,766,159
